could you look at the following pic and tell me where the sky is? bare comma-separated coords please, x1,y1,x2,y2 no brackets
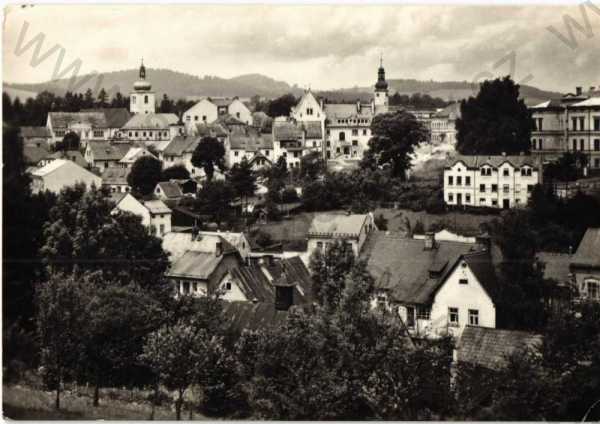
3,3,600,92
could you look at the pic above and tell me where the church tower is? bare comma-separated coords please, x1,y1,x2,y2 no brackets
373,56,389,114
130,59,155,114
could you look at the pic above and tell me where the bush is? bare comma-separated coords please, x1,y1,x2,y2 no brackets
281,187,299,203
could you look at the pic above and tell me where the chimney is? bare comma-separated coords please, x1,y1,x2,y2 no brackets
215,241,223,257
576,86,582,96
424,232,436,250
475,233,491,253
357,100,361,113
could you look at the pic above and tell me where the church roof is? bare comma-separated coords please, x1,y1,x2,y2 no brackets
122,113,179,130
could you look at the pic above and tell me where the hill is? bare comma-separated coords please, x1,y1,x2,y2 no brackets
4,68,562,105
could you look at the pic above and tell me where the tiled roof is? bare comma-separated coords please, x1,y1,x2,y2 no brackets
101,167,130,185
122,113,179,130
162,136,200,156
229,133,273,151
210,98,234,107
456,326,542,370
162,232,237,262
571,96,600,107
362,232,477,304
120,147,156,164
302,121,322,139
195,122,228,138
308,213,369,239
273,121,303,141
157,181,183,199
264,256,313,303
536,251,572,282
48,112,107,128
82,108,132,128
32,159,77,177
220,301,297,332
88,141,131,161
324,103,373,119
461,251,500,302
571,228,600,269
229,266,275,302
448,154,542,169
433,102,461,119
529,99,563,109
23,144,49,165
20,126,51,138
46,150,87,168
167,250,226,280
143,199,171,215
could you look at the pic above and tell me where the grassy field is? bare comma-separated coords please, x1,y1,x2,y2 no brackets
2,384,208,420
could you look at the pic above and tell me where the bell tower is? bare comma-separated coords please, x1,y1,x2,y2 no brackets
373,55,389,114
130,59,155,114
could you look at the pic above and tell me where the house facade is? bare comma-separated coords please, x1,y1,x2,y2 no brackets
46,111,109,147
183,97,252,133
31,159,102,194
444,155,542,209
570,228,600,302
85,141,131,171
530,87,600,169
307,212,376,259
113,193,172,237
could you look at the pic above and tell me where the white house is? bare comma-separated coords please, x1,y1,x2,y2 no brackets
443,155,542,209
46,111,109,148
570,227,600,302
31,159,102,194
119,147,157,168
183,97,252,133
112,193,172,238
85,141,131,171
307,212,376,259
121,113,182,147
363,231,498,338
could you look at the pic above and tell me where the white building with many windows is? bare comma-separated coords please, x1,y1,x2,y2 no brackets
530,86,600,169
443,155,542,209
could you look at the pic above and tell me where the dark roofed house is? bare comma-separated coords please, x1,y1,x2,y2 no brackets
456,326,542,370
85,141,131,171
20,126,52,150
155,181,184,201
362,231,499,338
570,228,600,302
101,167,131,194
23,143,49,167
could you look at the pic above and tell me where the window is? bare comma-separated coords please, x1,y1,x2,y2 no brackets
448,176,454,186
480,167,491,176
363,129,367,135
182,281,190,295
465,194,471,203
448,193,454,202
306,108,313,115
469,309,479,326
159,224,165,235
503,184,509,194
192,282,198,292
581,139,585,151
339,132,346,141
465,176,471,186
503,168,509,177
457,176,462,186
595,139,600,151
186,116,190,121
352,129,358,136
132,96,136,104
580,117,585,131
234,151,239,156
480,184,485,193
572,117,578,131
316,241,323,250
537,118,543,131
93,130,103,137
479,198,485,205
417,306,431,320
448,307,459,326
144,95,148,104
459,278,468,285
573,139,577,150
492,199,498,206
594,117,600,131
527,184,534,193
406,306,415,328
522,167,532,176
352,140,358,146
538,139,543,150
491,184,498,193
587,280,599,300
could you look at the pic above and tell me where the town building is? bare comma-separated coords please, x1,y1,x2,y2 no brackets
101,167,131,194
154,181,184,202
443,155,542,209
38,150,87,169
183,97,253,133
82,108,132,140
20,126,52,148
121,113,182,147
31,159,102,194
225,128,274,168
306,212,376,259
530,86,600,169
570,227,600,302
84,141,131,171
112,193,172,238
363,231,499,338
46,111,108,147
119,147,157,168
430,102,460,146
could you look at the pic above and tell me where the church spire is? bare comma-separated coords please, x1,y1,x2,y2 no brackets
139,58,146,80
375,55,388,91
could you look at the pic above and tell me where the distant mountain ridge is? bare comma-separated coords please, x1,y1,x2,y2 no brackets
4,68,562,106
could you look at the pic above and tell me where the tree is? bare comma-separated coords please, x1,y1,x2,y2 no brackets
194,180,234,226
456,76,532,155
299,151,325,180
161,164,190,181
140,323,213,420
56,131,80,151
362,110,429,179
309,241,356,309
40,184,169,291
36,273,87,410
127,155,163,196
97,88,108,107
84,88,95,108
228,158,257,209
266,93,297,118
159,94,175,113
374,213,388,231
191,137,225,182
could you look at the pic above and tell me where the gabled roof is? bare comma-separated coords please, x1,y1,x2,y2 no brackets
167,250,227,280
195,122,229,138
324,103,373,119
143,199,171,215
229,133,273,151
302,121,322,139
228,266,275,302
88,141,131,161
308,213,369,239
157,181,184,199
120,147,156,164
273,120,303,141
23,144,49,165
362,232,478,304
456,326,542,370
82,108,132,128
122,113,179,130
536,251,572,282
220,301,298,332
571,96,600,108
571,228,600,269
48,112,107,128
32,158,92,178
45,150,87,168
447,155,542,169
264,256,312,303
162,136,200,156
162,232,238,262
20,126,51,138
101,166,130,185
210,98,234,107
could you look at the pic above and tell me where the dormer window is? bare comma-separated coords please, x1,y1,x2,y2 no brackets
459,278,468,285
522,167,532,176
503,168,510,177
